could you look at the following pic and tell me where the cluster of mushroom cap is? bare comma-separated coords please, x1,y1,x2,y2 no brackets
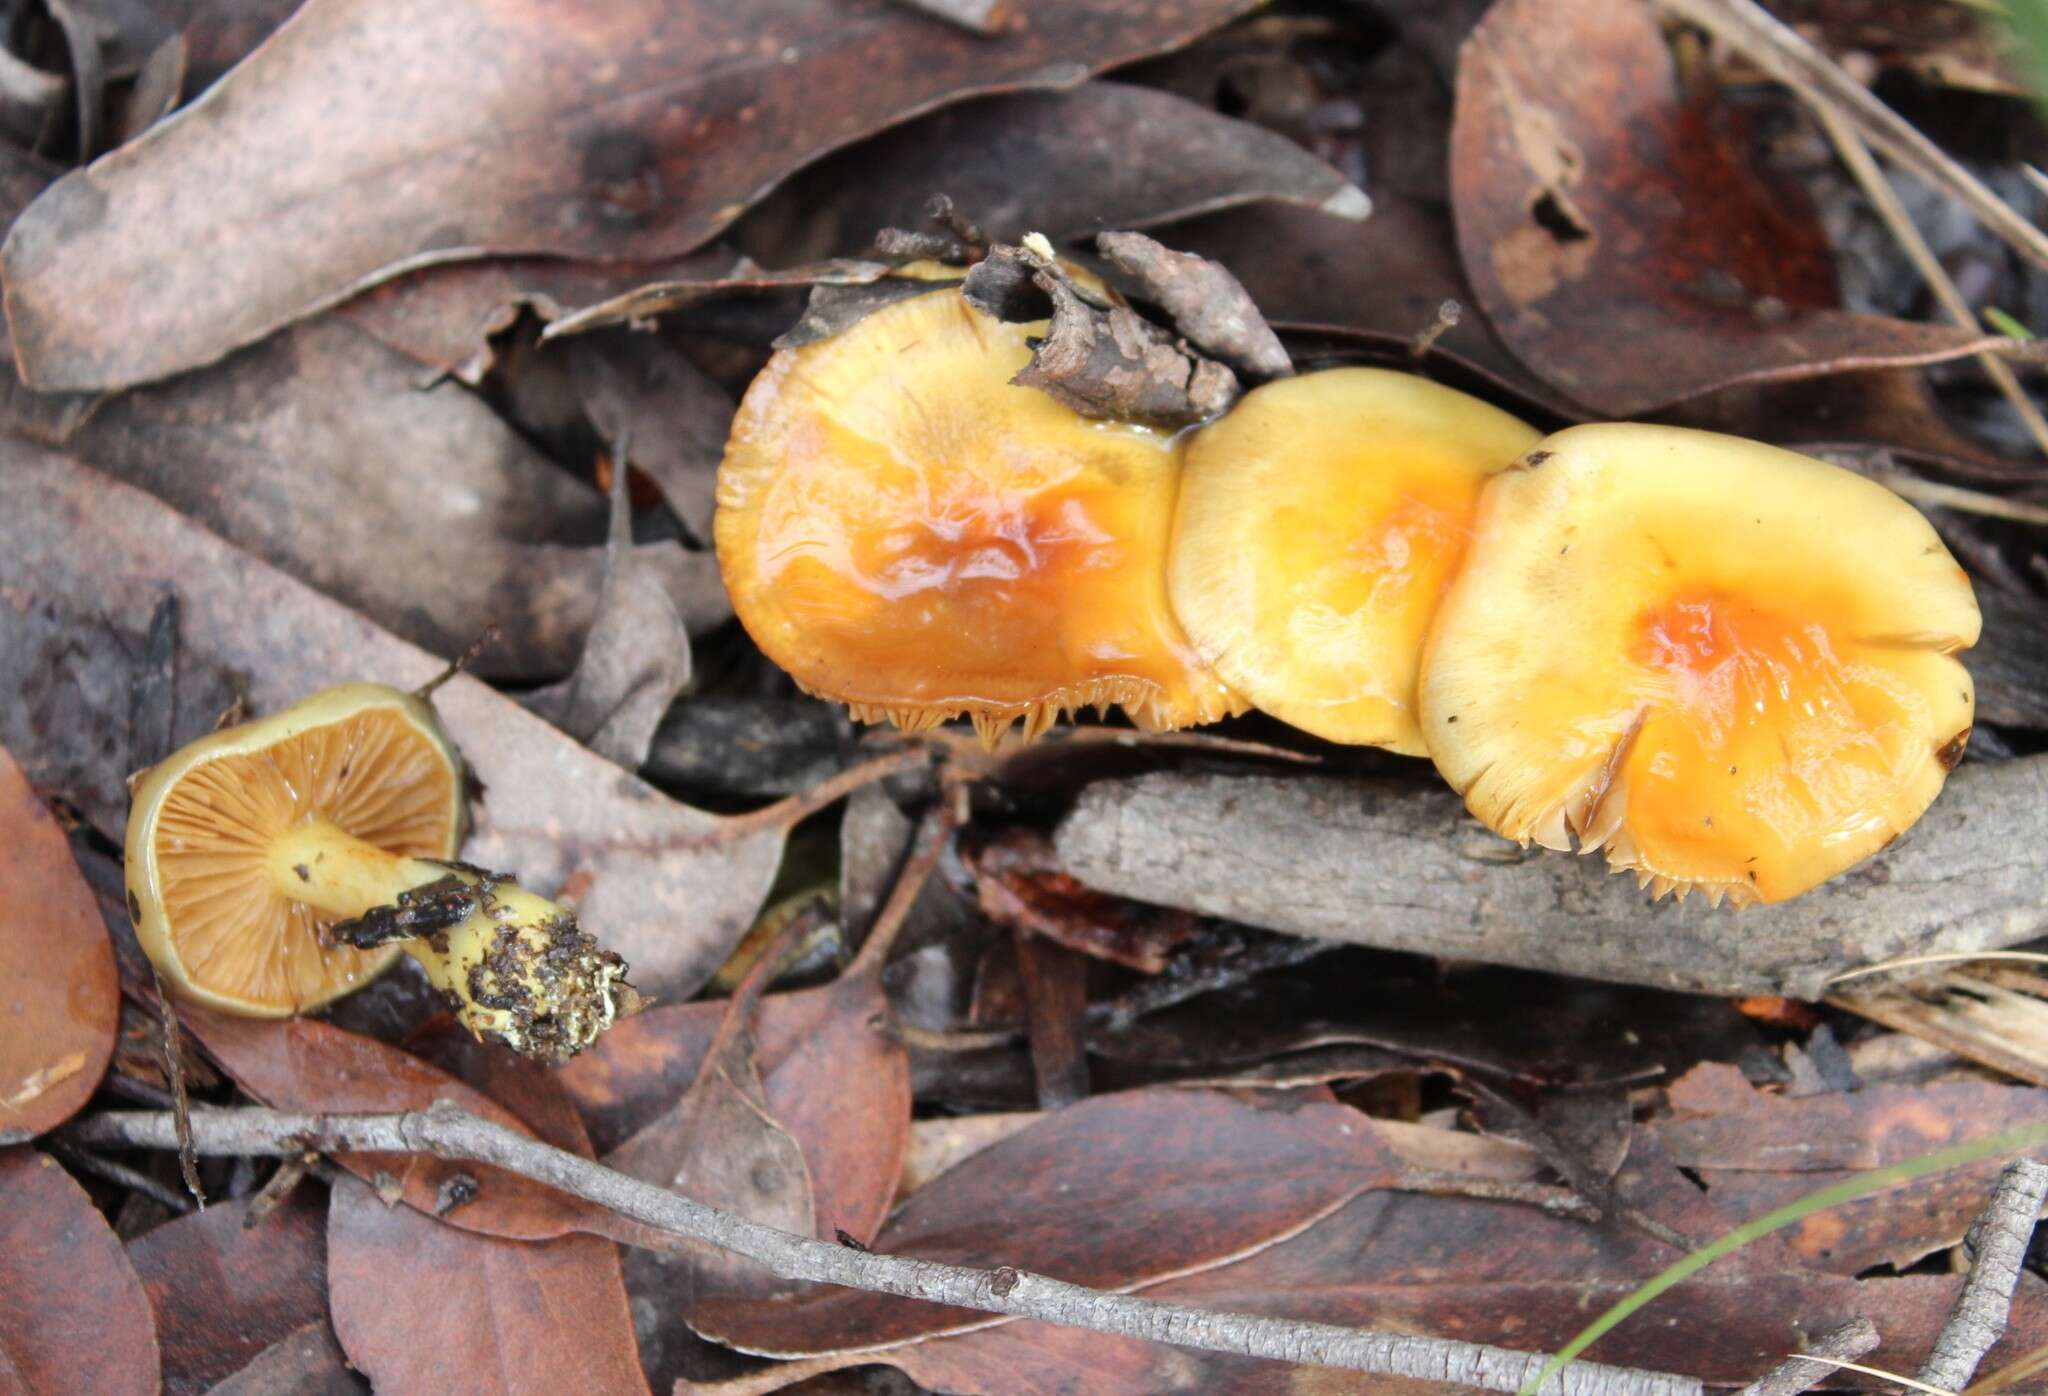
125,682,638,1061
715,271,1980,908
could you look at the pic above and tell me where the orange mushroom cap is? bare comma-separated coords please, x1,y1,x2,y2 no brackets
714,286,1242,745
1419,424,1980,905
1167,367,1541,753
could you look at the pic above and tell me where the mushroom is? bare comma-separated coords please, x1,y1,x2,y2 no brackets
125,682,635,1060
1419,423,1980,904
1167,367,1541,753
715,285,1243,745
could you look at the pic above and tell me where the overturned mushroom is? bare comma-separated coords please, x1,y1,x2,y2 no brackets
1420,424,1980,905
124,683,635,1060
715,286,1243,745
1168,368,1540,753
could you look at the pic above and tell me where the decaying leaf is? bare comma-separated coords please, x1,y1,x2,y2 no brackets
327,1172,649,1396
1450,0,1996,415
2,0,1263,391
201,1321,362,1396
0,1148,159,1395
0,745,118,1143
522,462,693,770
0,444,785,1000
693,1087,1403,1354
733,80,1370,265
126,1188,329,1396
1056,766,2048,998
564,968,911,1252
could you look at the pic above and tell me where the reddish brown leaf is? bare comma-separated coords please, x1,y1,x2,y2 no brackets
0,444,785,1002
561,971,910,1248
327,1172,648,1396
693,1087,1403,1355
2,0,1262,391
181,1009,628,1243
126,1187,328,1396
1656,1062,2048,1273
0,1148,159,1395
203,1321,363,1396
1449,0,1989,415
968,829,1202,974
0,747,118,1143
734,80,1368,265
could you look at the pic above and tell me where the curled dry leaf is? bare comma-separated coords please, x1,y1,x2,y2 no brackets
1,0,1263,391
1095,229,1290,380
0,746,118,1143
1449,0,1993,415
1657,1062,2048,1273
1055,767,2048,998
562,969,911,1250
126,1188,329,1396
0,443,785,1001
327,1172,649,1396
333,246,738,381
0,1148,159,1396
522,464,693,771
692,1087,1402,1355
734,80,1370,266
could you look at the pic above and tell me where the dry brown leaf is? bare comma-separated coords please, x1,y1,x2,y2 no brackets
0,746,118,1143
0,1148,159,1395
126,1187,329,1396
1450,0,1993,415
2,0,1263,391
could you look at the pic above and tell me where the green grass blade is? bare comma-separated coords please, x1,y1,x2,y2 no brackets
1517,1120,2048,1396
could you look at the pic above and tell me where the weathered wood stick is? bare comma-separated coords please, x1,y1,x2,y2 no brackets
1055,762,2048,998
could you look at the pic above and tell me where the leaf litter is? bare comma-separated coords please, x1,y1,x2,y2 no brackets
5,2,2048,1394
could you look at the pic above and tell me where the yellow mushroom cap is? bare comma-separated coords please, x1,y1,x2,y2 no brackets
714,286,1242,745
1168,368,1541,754
124,683,466,1015
1419,423,1979,905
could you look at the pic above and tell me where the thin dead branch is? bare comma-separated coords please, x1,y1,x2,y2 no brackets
1917,1158,2048,1392
66,1104,1706,1396
1812,105,2048,460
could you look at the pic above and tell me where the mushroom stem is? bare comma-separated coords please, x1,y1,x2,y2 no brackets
264,820,635,1062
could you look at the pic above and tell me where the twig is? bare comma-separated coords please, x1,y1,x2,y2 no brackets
413,625,500,700
1917,1158,2048,1392
42,1138,195,1215
1813,104,2048,460
1657,0,2048,272
67,1105,1703,1396
149,964,204,1208
1866,472,2048,529
1736,1317,1879,1396
695,748,930,845
846,805,958,978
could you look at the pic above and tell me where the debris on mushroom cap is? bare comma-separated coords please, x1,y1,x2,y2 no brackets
124,682,462,1016
1418,423,1980,905
714,286,1245,747
126,682,638,1059
1168,368,1541,754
